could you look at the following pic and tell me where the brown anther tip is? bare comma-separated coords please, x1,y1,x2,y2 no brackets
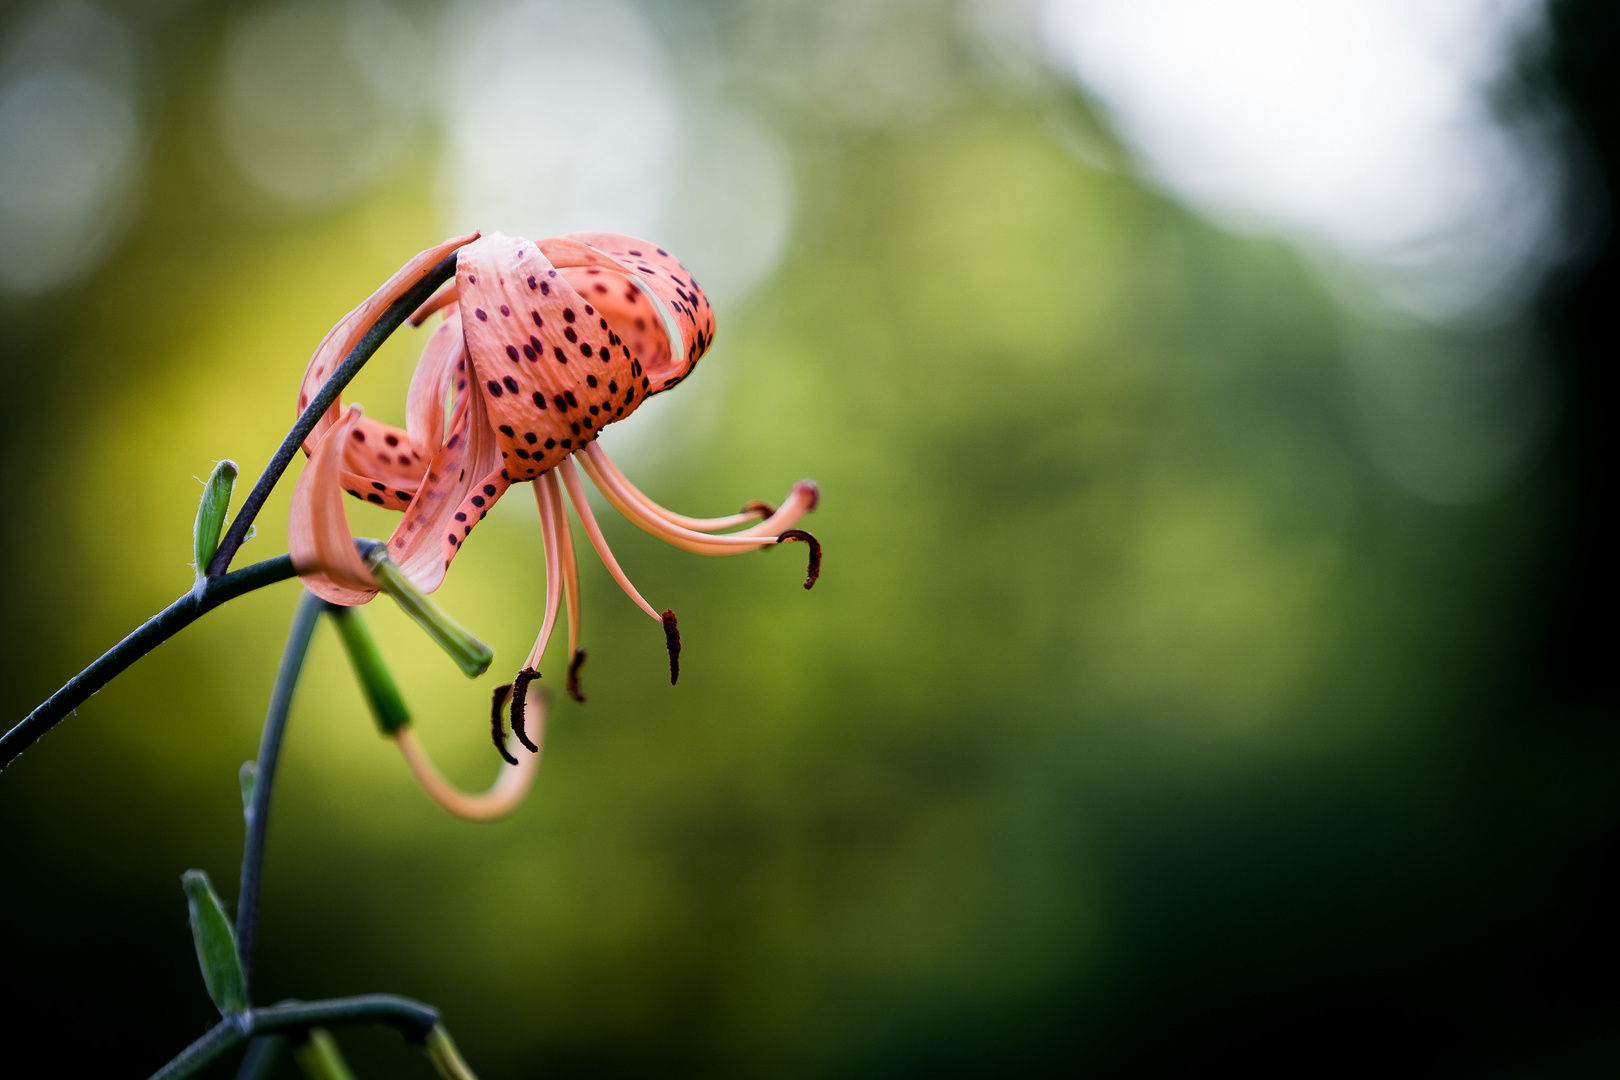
509,667,540,753
776,529,821,589
566,648,588,703
489,682,518,765
795,480,821,512
662,609,681,685
740,500,777,519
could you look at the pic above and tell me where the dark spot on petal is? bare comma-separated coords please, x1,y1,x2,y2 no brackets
367,493,384,504
484,484,497,496
503,376,520,393
506,345,520,361
471,495,485,507
487,380,503,397
499,424,514,436
475,309,488,321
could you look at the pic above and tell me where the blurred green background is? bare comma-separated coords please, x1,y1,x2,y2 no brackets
1,0,1614,1075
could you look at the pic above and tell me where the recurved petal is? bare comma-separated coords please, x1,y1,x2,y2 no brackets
384,326,509,593
290,405,378,605
298,232,479,454
405,309,468,462
456,233,641,478
550,233,715,393
339,415,427,512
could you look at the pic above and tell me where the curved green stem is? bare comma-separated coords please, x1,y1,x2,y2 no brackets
148,995,454,1080
236,590,325,997
0,555,298,772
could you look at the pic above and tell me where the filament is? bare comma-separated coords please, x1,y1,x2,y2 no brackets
394,717,541,822
559,458,664,623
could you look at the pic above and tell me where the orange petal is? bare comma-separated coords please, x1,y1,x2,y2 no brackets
404,310,468,463
383,316,509,593
456,233,641,480
297,232,479,455
548,233,715,393
289,405,378,605
338,415,427,511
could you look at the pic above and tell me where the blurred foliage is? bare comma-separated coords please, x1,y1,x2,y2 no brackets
0,0,1615,1076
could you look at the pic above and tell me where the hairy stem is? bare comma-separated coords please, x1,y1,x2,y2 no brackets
206,252,459,578
0,555,298,772
237,590,325,997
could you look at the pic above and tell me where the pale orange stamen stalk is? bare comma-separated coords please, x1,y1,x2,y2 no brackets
524,478,565,672
560,458,682,684
559,458,664,622
540,470,588,701
394,710,541,822
576,445,816,554
581,444,776,532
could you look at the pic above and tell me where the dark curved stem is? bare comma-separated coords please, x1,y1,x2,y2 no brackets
237,590,326,997
206,252,459,578
1,249,457,775
149,995,443,1080
0,555,298,772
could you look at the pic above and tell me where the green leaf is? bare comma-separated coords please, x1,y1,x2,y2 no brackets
361,546,493,678
329,607,412,734
193,460,238,584
181,869,247,1015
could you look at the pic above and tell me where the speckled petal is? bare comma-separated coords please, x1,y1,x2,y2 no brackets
383,316,508,593
297,232,478,454
456,233,641,481
289,405,378,605
548,232,715,393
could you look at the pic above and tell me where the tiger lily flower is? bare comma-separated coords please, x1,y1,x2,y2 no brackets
288,232,820,818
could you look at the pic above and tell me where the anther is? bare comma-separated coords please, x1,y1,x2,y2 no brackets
662,609,681,685
489,682,517,765
740,500,777,519
777,530,821,589
567,648,588,703
509,667,540,752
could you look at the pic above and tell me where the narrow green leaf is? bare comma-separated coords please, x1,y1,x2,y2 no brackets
361,546,493,678
330,607,412,734
181,869,247,1015
291,1028,358,1080
193,460,238,585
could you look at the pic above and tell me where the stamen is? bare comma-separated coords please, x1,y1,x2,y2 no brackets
489,682,517,765
567,648,588,703
577,449,819,567
394,716,541,823
559,458,665,623
662,609,681,685
509,667,540,753
582,444,804,534
576,451,776,556
525,478,565,671
543,470,585,687
408,281,459,326
776,529,822,589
